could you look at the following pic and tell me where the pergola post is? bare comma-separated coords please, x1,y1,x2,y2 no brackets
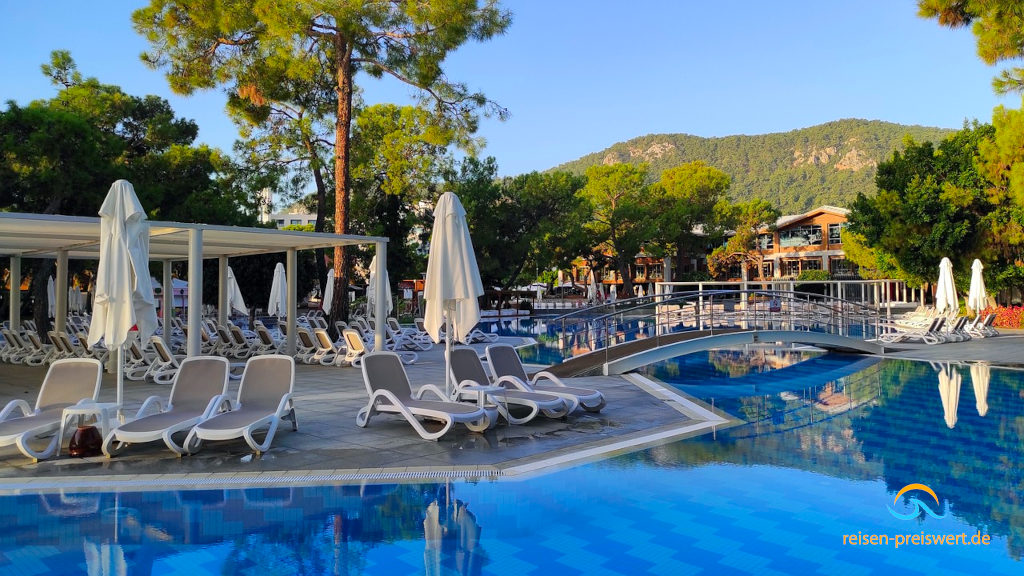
187,229,203,357
285,248,297,356
218,255,228,327
374,241,387,350
162,260,173,338
55,250,68,334
8,256,21,331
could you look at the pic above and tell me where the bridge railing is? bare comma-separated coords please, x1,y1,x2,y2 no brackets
549,290,885,362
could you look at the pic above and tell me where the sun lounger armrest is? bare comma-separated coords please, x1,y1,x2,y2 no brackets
201,394,233,420
530,370,569,388
494,375,531,392
414,384,449,401
0,399,32,421
135,396,165,419
455,378,485,392
273,393,294,418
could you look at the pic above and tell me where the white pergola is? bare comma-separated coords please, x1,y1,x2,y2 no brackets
0,212,390,355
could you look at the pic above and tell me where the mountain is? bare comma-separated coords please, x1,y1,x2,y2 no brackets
552,119,955,214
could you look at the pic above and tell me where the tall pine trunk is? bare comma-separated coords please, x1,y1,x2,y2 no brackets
330,39,354,323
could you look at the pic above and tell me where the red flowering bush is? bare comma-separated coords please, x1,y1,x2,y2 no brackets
979,306,1024,328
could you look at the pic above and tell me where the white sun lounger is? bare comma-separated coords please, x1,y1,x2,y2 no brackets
485,344,606,413
102,356,230,456
357,351,490,441
184,355,296,456
0,358,103,461
449,347,568,424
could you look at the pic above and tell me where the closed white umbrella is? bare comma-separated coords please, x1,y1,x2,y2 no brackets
367,254,392,320
610,284,617,302
934,257,958,315
937,363,961,429
226,266,248,316
967,259,987,313
88,180,158,413
587,271,598,302
970,362,990,417
47,276,55,319
322,268,335,315
424,192,483,395
267,262,287,317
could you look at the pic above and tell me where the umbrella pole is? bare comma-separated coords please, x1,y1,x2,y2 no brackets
116,345,124,423
445,314,452,399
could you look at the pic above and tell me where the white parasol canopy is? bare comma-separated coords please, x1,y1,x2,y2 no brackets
934,257,958,315
937,363,961,429
587,271,598,302
47,276,55,318
423,193,483,395
87,180,158,411
267,262,287,317
322,268,335,315
967,259,987,313
367,254,392,319
970,362,990,417
226,266,248,316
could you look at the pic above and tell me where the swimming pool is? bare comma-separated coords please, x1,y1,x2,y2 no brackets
2,350,1021,574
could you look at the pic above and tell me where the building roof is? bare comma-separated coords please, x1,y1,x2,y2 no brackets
774,205,850,229
0,212,387,261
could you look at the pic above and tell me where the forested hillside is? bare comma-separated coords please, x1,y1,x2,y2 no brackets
553,119,954,213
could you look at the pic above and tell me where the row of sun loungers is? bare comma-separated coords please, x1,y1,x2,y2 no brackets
0,355,296,461
877,313,997,345
357,344,606,441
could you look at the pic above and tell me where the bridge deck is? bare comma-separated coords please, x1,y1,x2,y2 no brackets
545,328,885,377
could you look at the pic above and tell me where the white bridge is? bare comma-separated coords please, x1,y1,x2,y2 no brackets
545,290,889,377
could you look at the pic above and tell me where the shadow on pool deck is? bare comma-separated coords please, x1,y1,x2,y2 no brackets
0,337,729,492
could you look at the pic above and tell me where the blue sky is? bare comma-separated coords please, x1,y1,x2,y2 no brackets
0,1,1013,176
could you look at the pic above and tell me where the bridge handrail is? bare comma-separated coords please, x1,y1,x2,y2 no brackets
550,289,885,363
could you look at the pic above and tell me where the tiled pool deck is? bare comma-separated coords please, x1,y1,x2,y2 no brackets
2,331,1022,493
0,337,730,493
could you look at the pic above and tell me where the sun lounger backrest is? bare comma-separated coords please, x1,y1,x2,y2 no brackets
314,328,333,349
36,358,102,411
256,326,275,346
171,356,229,411
486,345,529,382
151,337,174,363
450,348,490,385
238,356,294,411
229,325,248,345
361,352,413,401
343,329,365,353
297,328,316,349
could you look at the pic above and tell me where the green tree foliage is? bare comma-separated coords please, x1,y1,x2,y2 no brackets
653,161,731,280
1,51,257,332
554,119,953,214
349,104,456,288
133,0,511,320
848,124,995,291
453,157,588,291
708,199,779,280
919,0,1024,94
976,104,1024,290
579,163,656,295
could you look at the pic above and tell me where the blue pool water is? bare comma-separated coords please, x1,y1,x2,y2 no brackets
2,354,1022,575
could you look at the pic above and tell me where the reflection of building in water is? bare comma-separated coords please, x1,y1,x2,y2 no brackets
815,383,853,414
708,347,814,378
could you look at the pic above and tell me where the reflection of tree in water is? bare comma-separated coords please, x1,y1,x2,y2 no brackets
852,360,1024,559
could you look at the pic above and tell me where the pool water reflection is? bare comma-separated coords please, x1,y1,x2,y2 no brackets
2,356,1023,575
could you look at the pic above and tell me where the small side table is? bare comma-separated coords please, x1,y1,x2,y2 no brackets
458,385,503,429
58,402,120,456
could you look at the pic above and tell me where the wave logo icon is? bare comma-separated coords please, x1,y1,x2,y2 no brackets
887,483,947,520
